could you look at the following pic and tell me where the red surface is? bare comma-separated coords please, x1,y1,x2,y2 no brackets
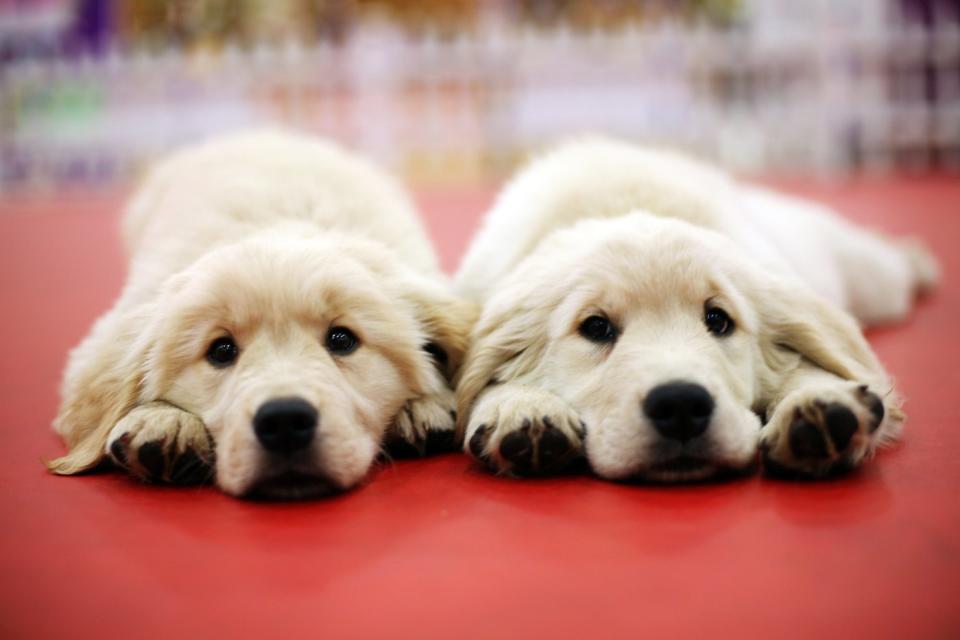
1,177,959,639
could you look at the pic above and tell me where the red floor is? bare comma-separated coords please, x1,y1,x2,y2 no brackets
1,177,958,639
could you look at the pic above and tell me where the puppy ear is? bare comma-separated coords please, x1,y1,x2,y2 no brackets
47,302,156,475
396,273,479,382
755,274,891,390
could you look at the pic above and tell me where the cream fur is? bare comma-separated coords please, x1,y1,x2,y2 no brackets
456,137,936,480
50,130,475,498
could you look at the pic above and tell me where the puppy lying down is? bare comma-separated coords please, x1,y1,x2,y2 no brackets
49,131,474,498
456,138,937,481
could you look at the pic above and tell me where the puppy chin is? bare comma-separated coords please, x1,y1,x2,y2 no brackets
243,470,341,501
216,454,353,501
636,457,723,483
589,454,711,482
217,435,378,500
587,437,756,483
595,456,754,484
635,431,760,483
642,454,759,482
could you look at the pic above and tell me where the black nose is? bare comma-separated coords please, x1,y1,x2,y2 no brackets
253,398,318,454
643,382,714,442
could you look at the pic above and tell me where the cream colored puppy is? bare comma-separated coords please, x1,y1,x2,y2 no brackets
50,130,474,499
456,138,936,481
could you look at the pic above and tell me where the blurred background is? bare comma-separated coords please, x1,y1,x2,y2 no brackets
1,0,959,194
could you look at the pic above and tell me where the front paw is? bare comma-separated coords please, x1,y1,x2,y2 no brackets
385,387,459,457
465,387,585,476
761,384,890,478
106,402,214,485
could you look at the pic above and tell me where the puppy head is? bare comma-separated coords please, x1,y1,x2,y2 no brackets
147,235,437,497
458,213,887,481
54,232,473,498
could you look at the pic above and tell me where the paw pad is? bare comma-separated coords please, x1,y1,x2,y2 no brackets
494,416,578,476
386,392,459,458
823,404,858,451
787,402,860,461
137,441,166,479
169,449,213,485
857,385,885,432
788,418,828,459
763,383,891,478
464,390,585,477
468,424,491,464
106,405,214,486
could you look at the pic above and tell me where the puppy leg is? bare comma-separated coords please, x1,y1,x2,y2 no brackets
760,362,901,477
385,384,459,457
743,186,938,325
106,401,214,485
836,231,938,326
464,383,585,476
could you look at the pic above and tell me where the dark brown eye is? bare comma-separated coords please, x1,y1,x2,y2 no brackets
206,336,239,367
578,315,618,344
326,326,359,355
705,306,735,337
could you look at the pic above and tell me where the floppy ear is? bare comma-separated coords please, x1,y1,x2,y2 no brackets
753,273,892,392
47,301,158,475
454,289,555,437
396,273,479,383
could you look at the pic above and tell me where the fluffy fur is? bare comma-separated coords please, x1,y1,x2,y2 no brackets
456,138,937,481
50,130,475,498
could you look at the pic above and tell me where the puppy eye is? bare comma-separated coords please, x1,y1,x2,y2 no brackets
206,336,239,367
578,315,618,344
704,306,735,337
326,326,360,355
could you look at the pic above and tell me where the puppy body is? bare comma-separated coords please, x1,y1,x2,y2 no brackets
458,139,935,323
456,138,935,480
52,131,474,498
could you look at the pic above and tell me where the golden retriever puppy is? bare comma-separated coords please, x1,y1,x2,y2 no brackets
456,138,936,481
49,130,474,499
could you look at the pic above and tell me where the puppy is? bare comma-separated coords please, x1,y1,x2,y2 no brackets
49,130,475,499
456,138,936,481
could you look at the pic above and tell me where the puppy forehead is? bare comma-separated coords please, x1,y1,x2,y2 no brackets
175,238,403,329
571,231,724,309
569,225,761,337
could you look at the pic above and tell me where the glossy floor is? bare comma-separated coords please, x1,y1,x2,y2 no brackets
1,177,958,639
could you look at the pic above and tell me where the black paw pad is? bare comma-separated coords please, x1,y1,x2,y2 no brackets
383,435,425,459
109,436,129,467
538,424,574,471
137,441,167,480
823,403,859,452
866,393,884,432
468,424,491,462
170,449,212,485
499,425,534,474
576,420,588,438
788,418,828,460
424,428,459,455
